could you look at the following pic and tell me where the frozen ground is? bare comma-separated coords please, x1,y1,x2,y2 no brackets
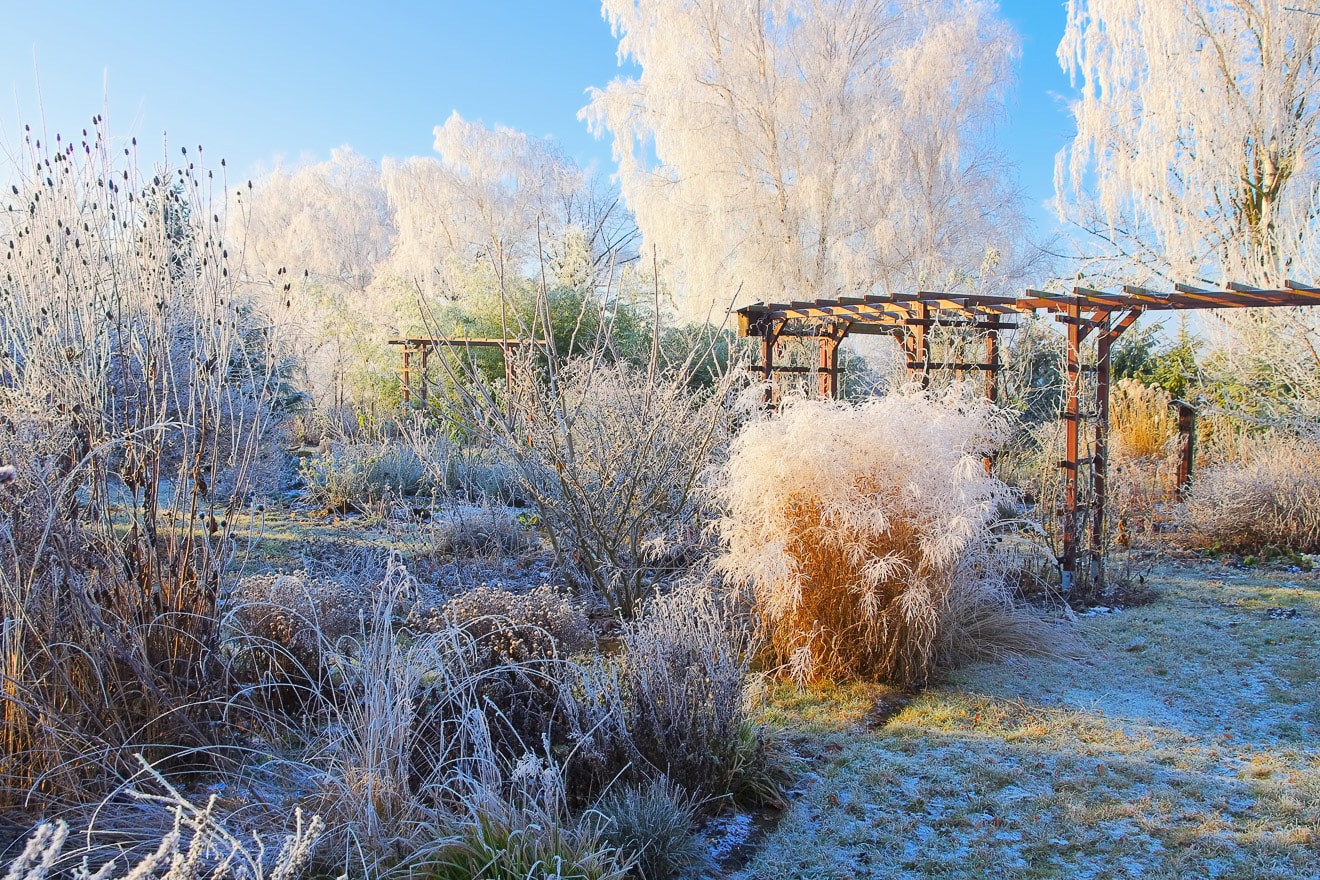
735,556,1320,878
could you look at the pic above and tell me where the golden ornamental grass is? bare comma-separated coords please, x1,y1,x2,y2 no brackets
718,388,1047,688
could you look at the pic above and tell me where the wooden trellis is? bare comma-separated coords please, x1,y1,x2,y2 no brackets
388,336,534,403
735,282,1320,592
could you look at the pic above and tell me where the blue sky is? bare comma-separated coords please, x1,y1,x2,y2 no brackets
0,0,1076,232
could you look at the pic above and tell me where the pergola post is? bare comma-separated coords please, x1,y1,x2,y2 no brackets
401,346,412,404
1060,300,1084,593
1090,312,1112,588
419,345,430,404
760,319,785,406
984,315,1001,403
817,321,848,400
906,303,931,387
1175,402,1197,499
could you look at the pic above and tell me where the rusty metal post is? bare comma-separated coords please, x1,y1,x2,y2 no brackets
1175,402,1197,498
401,345,412,404
1061,300,1082,594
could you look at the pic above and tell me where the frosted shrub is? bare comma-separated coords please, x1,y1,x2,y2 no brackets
719,388,1026,687
425,507,535,558
1177,434,1320,552
298,439,434,512
432,584,594,755
436,585,593,664
225,572,370,700
621,583,751,798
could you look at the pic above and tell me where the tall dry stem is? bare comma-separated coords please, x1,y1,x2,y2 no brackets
0,119,280,808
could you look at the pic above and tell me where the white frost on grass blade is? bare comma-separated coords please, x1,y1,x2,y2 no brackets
735,560,1320,877
717,387,1053,687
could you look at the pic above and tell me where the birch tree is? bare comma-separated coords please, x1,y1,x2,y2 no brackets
383,112,637,303
236,119,640,407
233,147,395,407
1056,0,1320,286
583,0,1027,317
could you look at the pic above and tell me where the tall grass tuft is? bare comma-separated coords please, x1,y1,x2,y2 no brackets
1177,433,1320,552
592,777,712,880
0,121,281,809
1110,378,1177,463
717,388,1041,688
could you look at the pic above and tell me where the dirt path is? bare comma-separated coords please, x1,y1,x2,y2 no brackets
735,558,1320,878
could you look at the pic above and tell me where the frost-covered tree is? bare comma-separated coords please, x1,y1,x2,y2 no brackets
383,112,637,303
235,120,640,408
233,147,395,406
584,0,1026,317
1056,0,1320,286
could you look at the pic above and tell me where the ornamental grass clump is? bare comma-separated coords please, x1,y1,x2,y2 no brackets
1177,433,1320,553
718,389,1031,688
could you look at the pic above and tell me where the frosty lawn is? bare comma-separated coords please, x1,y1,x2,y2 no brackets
738,556,1320,878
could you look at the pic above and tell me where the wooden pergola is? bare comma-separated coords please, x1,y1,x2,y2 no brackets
735,282,1320,592
388,336,534,404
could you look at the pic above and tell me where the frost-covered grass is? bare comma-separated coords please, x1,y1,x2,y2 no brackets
739,557,1320,878
718,390,1052,688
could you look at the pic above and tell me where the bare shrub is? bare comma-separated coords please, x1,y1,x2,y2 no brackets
497,358,734,616
718,389,1046,688
433,312,737,617
424,585,592,767
1176,434,1320,552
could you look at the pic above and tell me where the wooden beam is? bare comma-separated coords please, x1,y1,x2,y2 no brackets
400,346,412,404
1091,311,1112,588
1062,298,1082,594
